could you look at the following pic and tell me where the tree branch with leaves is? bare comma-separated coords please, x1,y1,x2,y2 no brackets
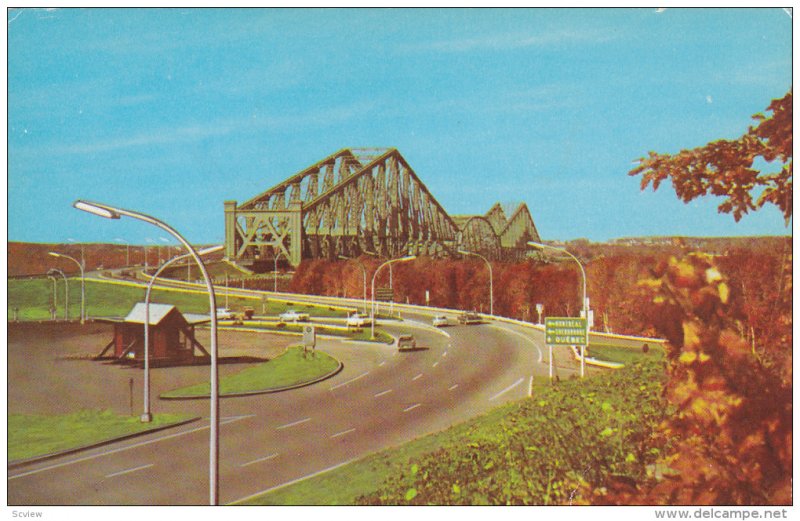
630,90,792,224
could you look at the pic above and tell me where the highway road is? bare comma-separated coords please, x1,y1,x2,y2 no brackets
8,278,582,505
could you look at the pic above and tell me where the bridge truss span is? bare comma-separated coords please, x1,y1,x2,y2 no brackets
224,147,541,269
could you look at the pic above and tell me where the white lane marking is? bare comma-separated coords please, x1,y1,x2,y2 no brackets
403,403,422,412
329,371,369,391
276,417,311,430
432,361,439,368
240,453,279,468
489,377,525,401
412,373,423,381
105,463,153,479
374,389,393,398
8,415,253,481
378,360,386,367
489,324,544,363
330,428,356,439
233,457,362,504
448,384,459,391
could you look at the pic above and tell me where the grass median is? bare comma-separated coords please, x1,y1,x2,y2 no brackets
161,346,341,399
8,410,194,462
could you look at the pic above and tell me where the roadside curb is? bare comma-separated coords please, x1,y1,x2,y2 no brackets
7,416,202,470
159,361,345,400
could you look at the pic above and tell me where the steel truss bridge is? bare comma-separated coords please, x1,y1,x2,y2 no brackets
224,148,541,269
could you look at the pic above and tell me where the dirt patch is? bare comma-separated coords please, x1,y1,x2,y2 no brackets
8,321,295,416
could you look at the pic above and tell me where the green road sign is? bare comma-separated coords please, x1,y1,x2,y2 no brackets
545,317,587,346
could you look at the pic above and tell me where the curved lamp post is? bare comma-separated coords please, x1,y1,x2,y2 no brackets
371,256,416,339
73,200,221,505
48,251,85,324
339,255,368,314
142,245,223,423
115,238,130,267
458,249,493,316
47,268,69,320
274,250,283,293
528,241,588,378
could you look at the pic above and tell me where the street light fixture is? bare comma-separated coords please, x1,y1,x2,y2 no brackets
527,241,588,378
458,249,493,316
371,256,416,339
48,251,85,324
142,245,223,423
73,199,221,506
339,255,368,315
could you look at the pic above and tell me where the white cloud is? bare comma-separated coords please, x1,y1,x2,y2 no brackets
401,29,618,54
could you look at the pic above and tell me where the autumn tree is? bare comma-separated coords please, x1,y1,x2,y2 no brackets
599,92,793,505
630,90,792,224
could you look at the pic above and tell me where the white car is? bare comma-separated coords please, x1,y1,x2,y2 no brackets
432,315,449,327
279,310,310,323
216,308,235,320
346,313,370,328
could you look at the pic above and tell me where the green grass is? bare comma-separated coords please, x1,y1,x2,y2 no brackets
8,410,193,461
238,358,668,505
588,342,665,365
7,278,353,321
161,346,340,398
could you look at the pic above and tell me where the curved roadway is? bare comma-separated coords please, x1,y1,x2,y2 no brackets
8,280,581,505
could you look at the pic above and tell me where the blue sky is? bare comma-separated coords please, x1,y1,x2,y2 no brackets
7,7,793,245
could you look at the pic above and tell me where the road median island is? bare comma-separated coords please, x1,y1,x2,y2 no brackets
160,346,343,399
8,411,198,467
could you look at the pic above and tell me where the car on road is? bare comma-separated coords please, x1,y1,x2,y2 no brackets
346,313,370,328
397,334,417,351
457,311,482,325
216,308,235,320
279,310,310,323
432,315,449,327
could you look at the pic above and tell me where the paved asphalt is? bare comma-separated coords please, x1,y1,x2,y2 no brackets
8,284,582,505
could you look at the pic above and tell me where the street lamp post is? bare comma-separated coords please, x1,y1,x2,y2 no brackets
339,255,368,314
458,249,493,316
274,250,283,293
528,241,588,378
48,251,85,324
115,238,130,267
47,273,57,320
371,256,416,339
142,245,223,423
74,200,221,506
48,268,69,320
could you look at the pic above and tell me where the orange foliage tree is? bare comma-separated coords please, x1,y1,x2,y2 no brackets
600,91,793,505
631,90,792,224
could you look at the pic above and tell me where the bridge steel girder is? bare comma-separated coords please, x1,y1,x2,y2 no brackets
225,148,460,268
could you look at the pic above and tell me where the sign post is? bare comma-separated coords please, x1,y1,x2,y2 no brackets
545,317,588,381
302,324,316,353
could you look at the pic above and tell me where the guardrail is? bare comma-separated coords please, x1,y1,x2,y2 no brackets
100,272,665,347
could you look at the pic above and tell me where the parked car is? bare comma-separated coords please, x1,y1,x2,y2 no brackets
432,315,449,327
216,308,235,320
279,310,310,322
457,311,482,325
397,334,417,351
346,313,370,328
